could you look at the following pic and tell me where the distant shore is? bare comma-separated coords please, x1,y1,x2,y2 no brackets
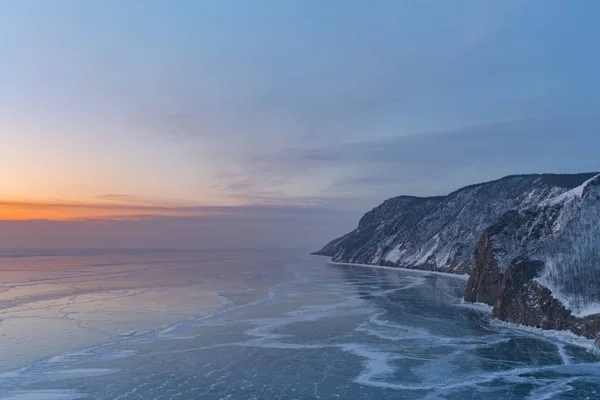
313,255,470,281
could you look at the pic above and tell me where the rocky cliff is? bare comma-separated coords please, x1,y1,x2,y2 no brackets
466,174,600,338
316,172,600,338
316,173,596,273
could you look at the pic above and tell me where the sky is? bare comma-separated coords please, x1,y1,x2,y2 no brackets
1,0,600,249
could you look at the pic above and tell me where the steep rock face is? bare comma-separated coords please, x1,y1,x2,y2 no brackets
463,231,503,305
492,261,599,339
315,196,441,262
463,204,562,303
465,174,600,338
316,173,596,274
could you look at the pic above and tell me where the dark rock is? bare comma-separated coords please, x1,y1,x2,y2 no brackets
464,231,503,305
492,260,600,339
465,174,600,338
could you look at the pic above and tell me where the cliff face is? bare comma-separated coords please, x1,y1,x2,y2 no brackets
316,173,596,274
491,260,599,338
463,230,503,305
317,172,600,338
465,174,600,338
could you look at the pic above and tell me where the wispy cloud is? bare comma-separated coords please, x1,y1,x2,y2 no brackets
94,194,198,207
216,117,600,205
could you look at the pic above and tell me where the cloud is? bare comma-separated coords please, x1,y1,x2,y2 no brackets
94,194,196,207
218,117,600,204
133,2,527,151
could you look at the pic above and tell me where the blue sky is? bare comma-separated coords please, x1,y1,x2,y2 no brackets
1,1,599,248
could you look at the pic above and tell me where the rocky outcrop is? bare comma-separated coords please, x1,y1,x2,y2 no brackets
463,231,503,305
464,174,600,338
491,260,599,339
464,205,560,305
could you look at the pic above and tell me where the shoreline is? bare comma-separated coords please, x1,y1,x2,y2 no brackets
492,319,595,350
317,256,470,281
316,255,598,348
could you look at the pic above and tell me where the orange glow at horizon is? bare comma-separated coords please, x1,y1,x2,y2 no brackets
0,200,230,221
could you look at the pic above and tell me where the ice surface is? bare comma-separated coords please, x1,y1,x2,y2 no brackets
0,249,292,373
0,390,83,400
1,254,598,399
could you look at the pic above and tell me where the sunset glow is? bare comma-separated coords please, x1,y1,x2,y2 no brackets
2,2,600,397
0,200,226,221
1,1,600,249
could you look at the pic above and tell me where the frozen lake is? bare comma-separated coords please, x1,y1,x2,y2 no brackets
0,249,599,399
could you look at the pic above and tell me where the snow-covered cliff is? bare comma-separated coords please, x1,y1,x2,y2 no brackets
316,172,600,337
315,173,595,274
465,174,600,337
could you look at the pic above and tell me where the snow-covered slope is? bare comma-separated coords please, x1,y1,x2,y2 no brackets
463,174,600,337
539,175,600,316
316,172,600,337
315,173,595,274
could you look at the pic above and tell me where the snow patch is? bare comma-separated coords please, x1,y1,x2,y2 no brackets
415,234,440,265
383,246,405,263
327,259,470,281
537,257,600,317
572,303,600,318
458,300,493,313
546,173,600,206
